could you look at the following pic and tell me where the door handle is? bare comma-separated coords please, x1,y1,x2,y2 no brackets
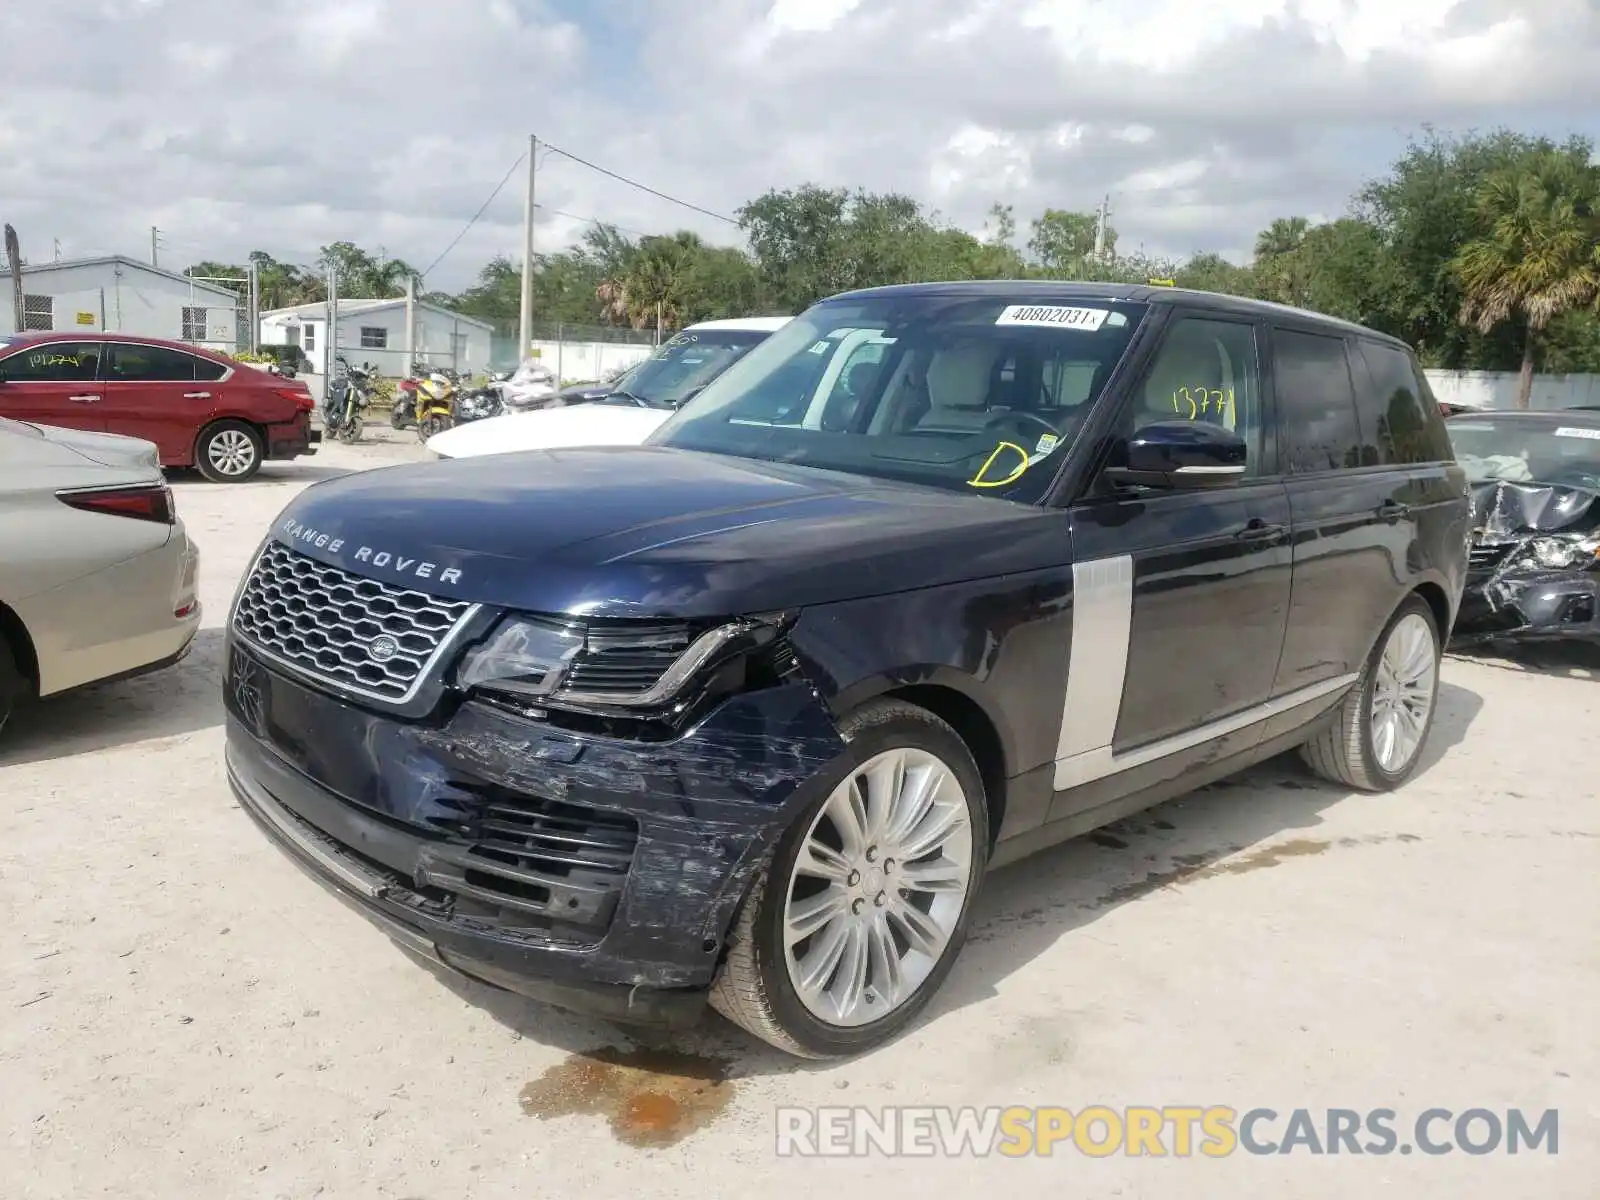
183,391,212,399
1234,518,1286,542
1375,500,1411,523
68,394,100,403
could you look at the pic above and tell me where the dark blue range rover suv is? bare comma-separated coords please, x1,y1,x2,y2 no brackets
224,282,1470,1058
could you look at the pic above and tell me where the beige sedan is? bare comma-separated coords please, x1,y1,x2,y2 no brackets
0,417,200,734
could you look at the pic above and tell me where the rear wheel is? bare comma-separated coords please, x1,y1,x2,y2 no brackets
1300,594,1441,791
195,420,263,483
711,700,988,1058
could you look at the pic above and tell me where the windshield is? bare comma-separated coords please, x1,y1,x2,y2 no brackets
647,295,1149,502
1447,417,1600,489
614,329,772,408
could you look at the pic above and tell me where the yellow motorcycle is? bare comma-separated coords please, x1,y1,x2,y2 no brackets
413,368,460,441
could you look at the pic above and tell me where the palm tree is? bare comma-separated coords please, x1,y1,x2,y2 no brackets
1452,149,1600,407
1252,217,1311,305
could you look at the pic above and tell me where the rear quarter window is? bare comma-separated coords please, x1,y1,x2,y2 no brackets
1357,340,1452,464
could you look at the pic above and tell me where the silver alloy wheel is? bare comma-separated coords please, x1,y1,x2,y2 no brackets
207,429,257,476
783,747,974,1028
1370,612,1437,774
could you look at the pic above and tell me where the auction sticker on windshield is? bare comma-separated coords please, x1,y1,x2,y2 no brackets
1554,426,1600,440
995,305,1110,331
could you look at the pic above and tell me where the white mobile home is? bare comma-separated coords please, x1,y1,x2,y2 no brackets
259,298,493,379
0,255,240,351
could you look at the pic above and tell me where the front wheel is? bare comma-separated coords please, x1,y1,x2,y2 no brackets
1300,593,1441,791
711,699,989,1058
0,638,26,738
418,414,452,441
390,399,411,429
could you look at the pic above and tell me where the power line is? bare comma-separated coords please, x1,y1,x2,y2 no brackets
540,140,739,225
420,152,527,279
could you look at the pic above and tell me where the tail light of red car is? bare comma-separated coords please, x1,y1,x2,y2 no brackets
57,482,176,525
275,387,315,412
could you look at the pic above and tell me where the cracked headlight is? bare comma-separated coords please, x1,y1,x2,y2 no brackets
1529,537,1581,569
455,612,792,710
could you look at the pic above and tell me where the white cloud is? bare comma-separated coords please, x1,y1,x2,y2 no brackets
0,0,1594,291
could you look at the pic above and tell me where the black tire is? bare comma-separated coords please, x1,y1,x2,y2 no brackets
0,636,26,738
1299,593,1441,791
195,419,264,483
710,699,990,1059
389,400,410,429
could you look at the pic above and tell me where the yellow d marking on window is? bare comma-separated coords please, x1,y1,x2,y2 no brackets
968,441,1030,488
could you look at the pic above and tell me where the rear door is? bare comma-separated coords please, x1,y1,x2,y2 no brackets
99,342,220,462
1267,325,1408,698
0,340,107,432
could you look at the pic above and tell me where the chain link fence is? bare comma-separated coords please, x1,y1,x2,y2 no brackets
489,318,663,382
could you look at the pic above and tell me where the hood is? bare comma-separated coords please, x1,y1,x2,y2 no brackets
426,404,670,459
269,446,1059,618
1469,479,1600,539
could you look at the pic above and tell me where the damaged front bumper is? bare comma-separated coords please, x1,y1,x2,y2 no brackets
224,638,846,1026
1453,566,1600,645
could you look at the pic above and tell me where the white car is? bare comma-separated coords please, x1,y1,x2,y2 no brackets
426,316,791,460
0,418,201,734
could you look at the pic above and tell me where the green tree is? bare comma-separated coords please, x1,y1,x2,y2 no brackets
1451,146,1600,407
1028,209,1112,276
1173,252,1254,296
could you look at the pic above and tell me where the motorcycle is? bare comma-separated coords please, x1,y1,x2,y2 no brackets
494,359,561,411
452,380,505,425
323,357,377,443
413,367,461,440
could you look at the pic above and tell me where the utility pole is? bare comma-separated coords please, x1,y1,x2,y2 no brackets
150,226,160,268
5,225,23,332
1092,194,1111,263
518,134,537,363
52,238,61,262
246,260,260,353
404,272,416,372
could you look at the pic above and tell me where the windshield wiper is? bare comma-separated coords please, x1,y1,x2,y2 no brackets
607,388,656,407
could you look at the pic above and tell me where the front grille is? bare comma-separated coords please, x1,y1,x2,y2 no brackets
422,791,639,933
1468,541,1516,574
232,541,475,701
560,621,692,697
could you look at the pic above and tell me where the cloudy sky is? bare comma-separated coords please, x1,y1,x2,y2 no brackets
4,0,1597,292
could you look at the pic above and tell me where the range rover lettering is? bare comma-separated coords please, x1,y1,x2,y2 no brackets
224,283,1470,1059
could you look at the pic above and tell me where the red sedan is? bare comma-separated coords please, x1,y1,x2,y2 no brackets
0,332,318,482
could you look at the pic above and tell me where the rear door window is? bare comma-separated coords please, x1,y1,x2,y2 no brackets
1272,328,1369,473
1356,340,1452,464
105,343,201,382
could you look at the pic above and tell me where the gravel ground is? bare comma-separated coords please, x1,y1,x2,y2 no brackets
3,437,1596,1199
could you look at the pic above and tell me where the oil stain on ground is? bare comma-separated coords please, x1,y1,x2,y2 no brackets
519,1045,736,1149
1091,832,1422,909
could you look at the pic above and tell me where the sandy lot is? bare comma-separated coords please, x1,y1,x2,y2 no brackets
3,437,1596,1199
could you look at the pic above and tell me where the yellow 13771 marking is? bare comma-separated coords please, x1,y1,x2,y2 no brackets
1173,386,1234,420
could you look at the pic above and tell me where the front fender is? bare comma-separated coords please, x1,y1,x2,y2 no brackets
787,565,1076,779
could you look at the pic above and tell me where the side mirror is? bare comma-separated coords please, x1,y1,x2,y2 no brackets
1105,419,1247,489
